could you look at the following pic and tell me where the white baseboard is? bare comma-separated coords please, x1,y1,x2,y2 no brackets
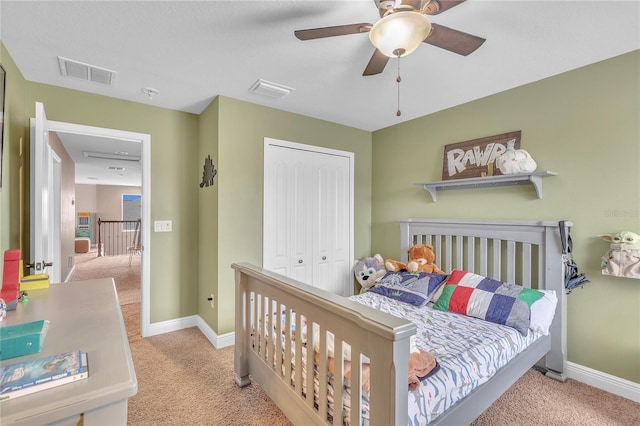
143,314,234,348
64,266,76,283
141,317,639,402
144,315,199,337
196,317,235,348
567,361,640,403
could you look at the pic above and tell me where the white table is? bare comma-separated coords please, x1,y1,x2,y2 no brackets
0,279,138,425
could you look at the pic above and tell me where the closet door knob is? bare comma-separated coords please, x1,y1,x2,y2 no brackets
322,256,327,260
298,259,303,264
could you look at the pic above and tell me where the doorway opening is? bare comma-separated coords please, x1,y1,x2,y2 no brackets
32,111,151,338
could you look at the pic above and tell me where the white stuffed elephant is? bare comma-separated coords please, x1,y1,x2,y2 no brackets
495,139,537,174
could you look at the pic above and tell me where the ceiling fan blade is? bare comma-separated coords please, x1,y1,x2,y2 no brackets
423,0,467,15
423,23,486,56
363,49,390,76
294,23,372,40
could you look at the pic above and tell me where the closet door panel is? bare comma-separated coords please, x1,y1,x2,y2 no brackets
289,154,312,283
331,157,351,295
313,153,351,295
314,161,331,288
264,157,290,277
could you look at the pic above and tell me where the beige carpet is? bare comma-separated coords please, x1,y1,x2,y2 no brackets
69,252,639,425
71,249,141,306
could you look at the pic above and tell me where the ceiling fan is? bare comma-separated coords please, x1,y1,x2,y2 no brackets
294,0,486,76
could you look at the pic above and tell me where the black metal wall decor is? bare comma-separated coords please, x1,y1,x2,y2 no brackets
200,155,217,188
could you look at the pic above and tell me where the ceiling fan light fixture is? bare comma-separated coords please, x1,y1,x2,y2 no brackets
369,11,432,58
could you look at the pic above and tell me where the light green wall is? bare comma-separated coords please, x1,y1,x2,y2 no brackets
371,51,640,382
22,82,201,323
212,96,372,333
198,97,220,330
0,44,27,264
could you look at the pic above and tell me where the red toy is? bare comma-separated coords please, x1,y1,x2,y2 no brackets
1,249,21,310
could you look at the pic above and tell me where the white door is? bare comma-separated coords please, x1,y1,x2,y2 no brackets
313,152,350,294
263,145,313,282
263,139,353,296
29,102,60,282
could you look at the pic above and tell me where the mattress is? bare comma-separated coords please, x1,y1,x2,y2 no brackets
350,292,541,424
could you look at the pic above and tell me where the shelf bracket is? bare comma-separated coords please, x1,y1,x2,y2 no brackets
423,185,438,202
529,174,544,199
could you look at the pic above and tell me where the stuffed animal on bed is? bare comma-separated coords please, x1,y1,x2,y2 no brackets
353,254,386,292
385,244,445,274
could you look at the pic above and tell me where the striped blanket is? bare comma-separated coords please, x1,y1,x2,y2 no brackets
350,292,541,424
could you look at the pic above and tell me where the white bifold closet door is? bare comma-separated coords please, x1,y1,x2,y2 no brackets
263,139,353,296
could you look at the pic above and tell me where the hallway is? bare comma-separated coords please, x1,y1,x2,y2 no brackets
68,249,141,339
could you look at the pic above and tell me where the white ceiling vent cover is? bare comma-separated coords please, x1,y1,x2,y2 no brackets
248,79,295,99
58,56,117,87
83,151,140,162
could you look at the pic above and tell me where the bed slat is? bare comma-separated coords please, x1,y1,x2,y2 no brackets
467,236,476,272
317,326,328,421
305,318,315,410
507,240,516,284
479,238,488,276
332,337,344,426
492,239,502,280
294,312,302,396
350,348,362,426
522,243,532,288
284,307,293,384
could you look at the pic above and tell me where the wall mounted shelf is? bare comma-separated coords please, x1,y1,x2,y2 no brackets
415,171,557,202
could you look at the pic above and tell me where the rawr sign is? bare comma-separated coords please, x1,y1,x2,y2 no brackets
442,131,522,180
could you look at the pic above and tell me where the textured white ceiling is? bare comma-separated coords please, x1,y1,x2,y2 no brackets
2,1,639,184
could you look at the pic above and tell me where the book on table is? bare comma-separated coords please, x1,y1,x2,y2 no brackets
0,349,89,401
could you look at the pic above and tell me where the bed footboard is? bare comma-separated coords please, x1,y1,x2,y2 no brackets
233,262,416,426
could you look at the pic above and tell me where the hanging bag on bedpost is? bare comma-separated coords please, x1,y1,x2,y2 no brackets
559,221,590,293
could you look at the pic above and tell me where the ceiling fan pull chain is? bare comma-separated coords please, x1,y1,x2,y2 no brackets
396,54,402,117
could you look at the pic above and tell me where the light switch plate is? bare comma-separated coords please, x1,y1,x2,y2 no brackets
154,220,172,232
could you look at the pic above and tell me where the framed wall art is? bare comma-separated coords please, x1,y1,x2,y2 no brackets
441,131,521,180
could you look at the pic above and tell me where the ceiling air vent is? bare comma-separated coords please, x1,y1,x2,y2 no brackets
58,56,117,87
83,151,140,162
248,79,295,99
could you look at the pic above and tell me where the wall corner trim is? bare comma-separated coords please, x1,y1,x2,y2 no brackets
196,316,234,348
143,314,234,349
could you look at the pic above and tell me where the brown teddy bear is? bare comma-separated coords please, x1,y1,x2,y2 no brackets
385,244,445,274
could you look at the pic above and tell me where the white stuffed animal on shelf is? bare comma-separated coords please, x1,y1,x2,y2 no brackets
495,139,537,174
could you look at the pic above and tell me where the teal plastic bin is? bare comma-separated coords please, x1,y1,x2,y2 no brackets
0,320,49,360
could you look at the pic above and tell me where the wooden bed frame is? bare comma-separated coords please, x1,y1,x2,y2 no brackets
233,219,568,425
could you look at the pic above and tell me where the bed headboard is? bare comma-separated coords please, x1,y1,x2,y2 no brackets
398,218,568,379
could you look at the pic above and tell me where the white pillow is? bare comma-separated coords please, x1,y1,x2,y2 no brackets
529,289,558,335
